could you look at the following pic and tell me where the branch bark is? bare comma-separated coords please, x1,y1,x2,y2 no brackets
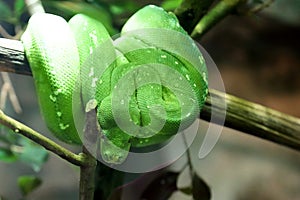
191,0,245,39
0,38,299,151
174,0,215,34
0,39,31,75
79,105,99,200
201,89,300,150
80,145,97,200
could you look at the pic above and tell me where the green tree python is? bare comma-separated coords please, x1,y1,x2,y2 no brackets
21,5,208,164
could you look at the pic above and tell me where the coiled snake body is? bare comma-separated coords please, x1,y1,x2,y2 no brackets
21,5,208,164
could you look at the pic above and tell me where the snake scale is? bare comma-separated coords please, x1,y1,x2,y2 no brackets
21,5,208,164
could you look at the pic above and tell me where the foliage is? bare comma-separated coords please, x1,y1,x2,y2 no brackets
0,125,47,198
18,175,42,196
161,0,182,10
0,126,48,170
106,169,211,200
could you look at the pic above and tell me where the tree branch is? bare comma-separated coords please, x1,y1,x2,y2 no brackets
0,109,88,166
174,0,215,34
79,105,99,200
0,38,299,151
191,0,245,39
0,38,31,75
1,72,22,113
201,89,300,150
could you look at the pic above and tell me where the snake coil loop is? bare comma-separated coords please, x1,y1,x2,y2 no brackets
21,5,208,164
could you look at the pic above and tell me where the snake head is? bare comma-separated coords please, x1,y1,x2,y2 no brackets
100,129,131,164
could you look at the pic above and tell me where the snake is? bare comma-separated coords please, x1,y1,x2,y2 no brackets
21,5,208,164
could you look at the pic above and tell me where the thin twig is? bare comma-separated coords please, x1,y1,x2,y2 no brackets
200,89,300,150
0,72,22,113
247,0,274,14
191,0,245,39
0,109,86,166
174,0,215,34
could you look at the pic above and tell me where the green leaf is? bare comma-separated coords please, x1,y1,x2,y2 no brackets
0,1,12,20
161,0,183,10
0,126,19,144
109,1,139,15
18,138,48,172
141,172,179,200
18,175,42,196
0,148,17,163
178,186,192,195
192,172,211,200
14,0,26,18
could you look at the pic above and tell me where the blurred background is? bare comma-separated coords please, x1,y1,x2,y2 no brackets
0,0,299,199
